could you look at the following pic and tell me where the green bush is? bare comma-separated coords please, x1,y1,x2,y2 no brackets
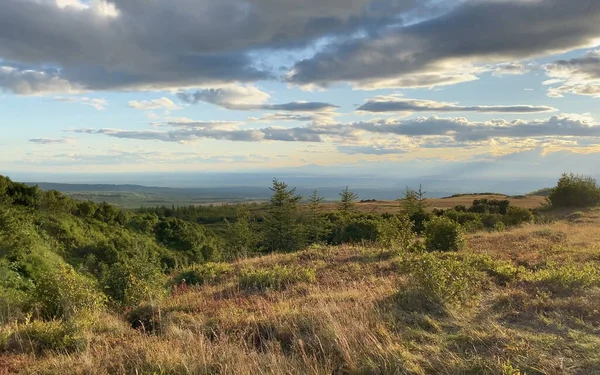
502,206,533,226
101,260,167,307
376,215,416,251
34,265,105,321
424,217,466,252
398,253,484,305
524,262,600,294
6,320,87,354
548,173,600,208
239,265,316,291
172,262,233,286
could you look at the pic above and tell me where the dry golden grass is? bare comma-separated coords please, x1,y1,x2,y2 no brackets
3,209,600,375
318,194,547,214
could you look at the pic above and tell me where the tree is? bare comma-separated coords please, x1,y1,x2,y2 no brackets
305,190,331,245
548,173,600,208
398,185,427,216
225,205,258,259
263,179,304,253
337,186,359,220
398,185,430,234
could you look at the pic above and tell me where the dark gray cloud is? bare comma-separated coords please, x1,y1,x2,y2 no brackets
287,0,600,88
0,0,431,94
357,97,557,114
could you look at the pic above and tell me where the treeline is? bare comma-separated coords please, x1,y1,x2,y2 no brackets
207,181,537,257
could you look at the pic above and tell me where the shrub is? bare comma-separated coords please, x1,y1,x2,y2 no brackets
6,320,87,354
239,265,316,291
424,217,466,252
172,262,233,286
376,215,416,251
33,265,105,321
548,173,600,208
524,262,600,294
502,206,533,226
481,213,502,229
101,260,167,307
398,253,484,305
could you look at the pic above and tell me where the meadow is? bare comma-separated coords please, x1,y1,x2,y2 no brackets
1,174,599,374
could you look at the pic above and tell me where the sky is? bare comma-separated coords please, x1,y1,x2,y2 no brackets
1,0,600,181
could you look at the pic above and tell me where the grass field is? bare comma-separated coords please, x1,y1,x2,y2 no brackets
4,207,599,375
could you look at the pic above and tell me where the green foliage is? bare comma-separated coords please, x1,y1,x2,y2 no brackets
524,262,600,294
238,265,316,291
34,265,105,321
225,205,258,259
398,185,427,217
502,206,533,226
101,259,168,307
155,217,222,264
469,199,510,215
376,215,416,251
338,217,379,244
263,179,305,253
172,262,233,286
398,252,484,305
548,173,600,208
6,319,87,354
305,190,331,245
337,186,359,220
424,216,466,252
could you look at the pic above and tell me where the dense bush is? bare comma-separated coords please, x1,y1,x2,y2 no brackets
398,253,484,305
238,265,316,291
548,173,600,208
424,217,466,252
524,262,600,294
34,265,105,321
4,320,87,354
502,206,533,226
376,215,417,251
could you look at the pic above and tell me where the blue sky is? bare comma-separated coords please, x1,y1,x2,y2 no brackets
1,0,600,179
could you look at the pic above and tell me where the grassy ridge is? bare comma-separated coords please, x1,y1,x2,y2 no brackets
4,211,600,374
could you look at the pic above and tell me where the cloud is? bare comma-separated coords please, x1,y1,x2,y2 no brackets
65,114,600,155
29,137,75,145
0,0,433,94
248,112,337,124
0,65,81,95
177,87,337,111
357,97,557,114
286,0,600,89
54,96,108,110
128,97,182,110
492,62,539,77
544,50,600,98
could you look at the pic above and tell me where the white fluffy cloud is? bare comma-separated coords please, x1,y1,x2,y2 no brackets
544,50,600,98
128,97,182,110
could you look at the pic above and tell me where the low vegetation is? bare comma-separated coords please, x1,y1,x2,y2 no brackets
1,173,600,374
